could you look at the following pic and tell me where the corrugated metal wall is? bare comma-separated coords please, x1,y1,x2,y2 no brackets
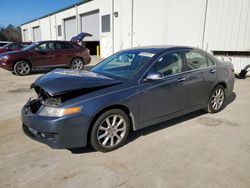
132,0,207,48
204,0,250,51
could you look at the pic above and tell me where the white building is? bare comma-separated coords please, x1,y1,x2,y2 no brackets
21,0,250,72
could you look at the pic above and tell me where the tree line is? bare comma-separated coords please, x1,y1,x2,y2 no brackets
0,24,22,42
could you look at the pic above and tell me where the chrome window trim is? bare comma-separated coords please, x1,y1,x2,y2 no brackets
139,49,217,83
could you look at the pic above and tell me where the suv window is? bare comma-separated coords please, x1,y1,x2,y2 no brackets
55,42,72,50
7,43,19,50
149,52,184,76
184,50,214,70
20,43,30,48
36,42,54,51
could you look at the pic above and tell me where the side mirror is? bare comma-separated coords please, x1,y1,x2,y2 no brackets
144,72,164,81
34,47,40,52
34,48,44,54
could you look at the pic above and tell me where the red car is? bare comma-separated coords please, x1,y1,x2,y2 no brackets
0,42,31,54
0,41,91,76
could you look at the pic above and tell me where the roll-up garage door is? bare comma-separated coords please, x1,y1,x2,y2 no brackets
64,17,76,41
33,27,41,42
81,10,100,41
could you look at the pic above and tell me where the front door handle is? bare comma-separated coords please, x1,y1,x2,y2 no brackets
177,77,187,82
210,69,216,73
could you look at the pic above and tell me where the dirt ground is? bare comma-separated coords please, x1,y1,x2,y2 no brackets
0,60,250,188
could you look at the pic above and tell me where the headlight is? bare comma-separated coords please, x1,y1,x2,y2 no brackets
39,106,81,117
0,55,9,61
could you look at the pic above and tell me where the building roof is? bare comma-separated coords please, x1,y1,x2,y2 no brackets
21,0,92,26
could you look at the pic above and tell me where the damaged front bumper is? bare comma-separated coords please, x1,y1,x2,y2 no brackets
21,99,89,149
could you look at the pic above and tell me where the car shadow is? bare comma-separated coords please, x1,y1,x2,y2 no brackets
69,92,236,154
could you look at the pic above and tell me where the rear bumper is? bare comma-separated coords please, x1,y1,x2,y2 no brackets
21,101,90,149
84,56,91,65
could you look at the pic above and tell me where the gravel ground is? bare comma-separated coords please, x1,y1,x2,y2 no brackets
0,61,249,188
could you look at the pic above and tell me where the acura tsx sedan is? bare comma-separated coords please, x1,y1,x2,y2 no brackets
22,46,235,152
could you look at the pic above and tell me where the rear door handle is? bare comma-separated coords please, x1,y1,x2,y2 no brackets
210,69,216,73
177,77,187,82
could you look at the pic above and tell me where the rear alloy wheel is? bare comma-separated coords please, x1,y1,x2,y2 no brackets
207,85,226,113
70,58,84,70
14,61,31,76
90,109,130,152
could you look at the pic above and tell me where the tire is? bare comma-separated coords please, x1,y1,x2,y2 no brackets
206,85,226,113
70,58,84,70
90,109,130,152
13,61,31,76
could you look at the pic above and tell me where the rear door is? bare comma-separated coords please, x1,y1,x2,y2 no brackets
54,42,74,66
30,42,55,68
137,50,189,128
183,50,217,107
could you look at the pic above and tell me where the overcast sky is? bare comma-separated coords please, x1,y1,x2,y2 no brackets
0,0,80,27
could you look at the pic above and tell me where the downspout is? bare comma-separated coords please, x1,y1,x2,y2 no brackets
131,0,134,48
75,5,79,34
202,0,209,49
49,15,52,40
55,13,57,40
112,0,115,53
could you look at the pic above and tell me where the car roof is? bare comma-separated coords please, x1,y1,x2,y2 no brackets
35,40,75,43
120,45,195,54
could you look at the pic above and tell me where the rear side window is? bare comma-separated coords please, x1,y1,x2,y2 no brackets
55,42,72,50
184,51,215,70
207,57,215,66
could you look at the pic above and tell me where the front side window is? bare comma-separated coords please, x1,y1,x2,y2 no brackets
184,51,214,70
20,43,30,48
36,42,54,51
91,51,154,79
149,52,184,76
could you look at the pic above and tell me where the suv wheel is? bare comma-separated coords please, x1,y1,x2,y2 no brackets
13,61,31,76
90,109,130,152
206,85,226,113
71,58,84,70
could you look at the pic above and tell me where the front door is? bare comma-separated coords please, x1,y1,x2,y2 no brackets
31,42,55,68
138,51,188,129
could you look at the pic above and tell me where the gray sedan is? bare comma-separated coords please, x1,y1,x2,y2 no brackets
22,46,235,152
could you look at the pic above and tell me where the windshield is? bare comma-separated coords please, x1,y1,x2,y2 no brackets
21,42,37,51
91,50,155,79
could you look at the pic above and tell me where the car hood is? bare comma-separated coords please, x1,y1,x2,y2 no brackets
31,69,123,96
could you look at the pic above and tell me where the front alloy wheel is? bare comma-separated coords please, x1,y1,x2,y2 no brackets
14,61,31,76
207,85,226,113
91,109,130,152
